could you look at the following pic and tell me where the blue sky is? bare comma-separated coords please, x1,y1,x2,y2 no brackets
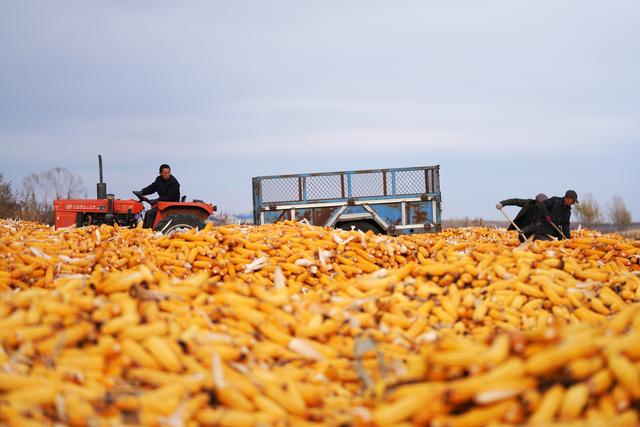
1,1,638,220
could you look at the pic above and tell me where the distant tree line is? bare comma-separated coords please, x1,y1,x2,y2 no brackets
0,168,86,225
574,192,633,230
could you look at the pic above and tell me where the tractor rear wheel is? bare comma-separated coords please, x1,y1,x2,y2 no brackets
153,214,206,235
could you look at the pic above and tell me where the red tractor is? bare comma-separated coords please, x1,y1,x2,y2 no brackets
53,155,216,234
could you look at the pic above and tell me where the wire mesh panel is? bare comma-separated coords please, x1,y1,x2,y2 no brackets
306,174,343,200
255,166,440,205
395,169,427,195
260,177,300,203
350,172,385,197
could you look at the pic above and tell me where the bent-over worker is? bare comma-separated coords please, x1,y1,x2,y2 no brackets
535,190,578,240
496,193,548,242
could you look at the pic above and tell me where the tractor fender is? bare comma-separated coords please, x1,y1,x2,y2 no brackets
156,203,212,222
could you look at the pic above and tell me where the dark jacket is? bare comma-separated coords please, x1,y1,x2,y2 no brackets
500,198,542,231
538,196,572,239
141,175,180,202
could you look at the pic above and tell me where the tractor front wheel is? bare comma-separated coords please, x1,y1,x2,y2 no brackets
153,214,206,235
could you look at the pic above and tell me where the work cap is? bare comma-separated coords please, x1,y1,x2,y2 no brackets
565,190,579,203
535,193,548,203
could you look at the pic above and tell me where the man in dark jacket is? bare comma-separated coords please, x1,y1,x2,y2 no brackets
536,190,578,240
496,193,548,241
134,164,180,228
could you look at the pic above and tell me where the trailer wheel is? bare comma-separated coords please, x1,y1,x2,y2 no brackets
336,221,382,234
153,214,205,235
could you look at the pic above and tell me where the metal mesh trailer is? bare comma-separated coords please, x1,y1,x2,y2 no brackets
252,165,442,235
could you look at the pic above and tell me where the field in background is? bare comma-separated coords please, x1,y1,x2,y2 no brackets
444,218,640,238
619,227,640,239
211,213,640,239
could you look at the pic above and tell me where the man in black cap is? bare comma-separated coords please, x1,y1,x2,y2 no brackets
536,190,578,240
496,193,549,241
133,164,181,228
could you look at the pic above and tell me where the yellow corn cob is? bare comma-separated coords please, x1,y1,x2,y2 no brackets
558,383,590,419
607,353,640,398
1,220,640,425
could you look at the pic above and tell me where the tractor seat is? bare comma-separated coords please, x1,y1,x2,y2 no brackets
181,195,186,202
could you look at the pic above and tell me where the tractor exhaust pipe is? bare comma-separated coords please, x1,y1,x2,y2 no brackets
97,154,107,199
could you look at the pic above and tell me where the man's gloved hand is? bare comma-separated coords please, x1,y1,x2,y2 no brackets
132,190,143,198
544,215,552,223
495,203,503,210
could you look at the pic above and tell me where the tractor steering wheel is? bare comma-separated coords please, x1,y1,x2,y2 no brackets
132,191,152,205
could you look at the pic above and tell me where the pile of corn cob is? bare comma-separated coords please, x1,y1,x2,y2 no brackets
0,219,639,426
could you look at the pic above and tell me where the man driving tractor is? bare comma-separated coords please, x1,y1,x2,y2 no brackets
133,164,180,228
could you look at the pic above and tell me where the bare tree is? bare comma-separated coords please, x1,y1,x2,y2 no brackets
17,188,50,223
19,167,87,225
22,167,86,202
608,194,632,230
574,192,603,225
0,173,19,218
